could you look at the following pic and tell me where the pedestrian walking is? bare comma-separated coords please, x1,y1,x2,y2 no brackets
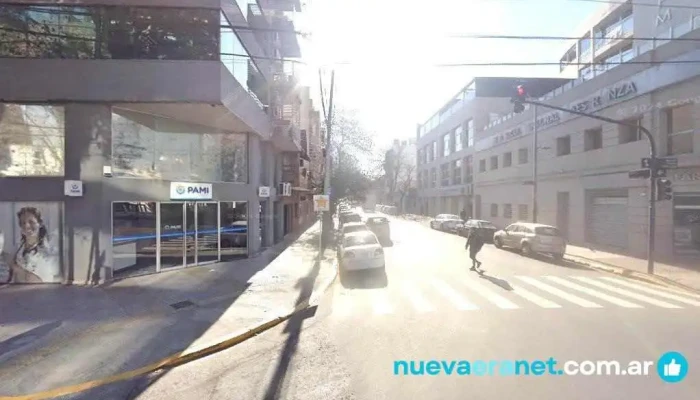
460,209,467,221
465,229,485,273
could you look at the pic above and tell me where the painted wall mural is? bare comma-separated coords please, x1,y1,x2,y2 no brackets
0,202,62,284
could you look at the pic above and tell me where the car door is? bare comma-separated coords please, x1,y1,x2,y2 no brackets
503,224,520,247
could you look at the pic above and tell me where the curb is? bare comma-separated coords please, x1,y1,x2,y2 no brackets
0,260,339,400
564,254,700,295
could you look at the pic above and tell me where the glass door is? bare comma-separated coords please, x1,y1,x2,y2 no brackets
159,202,185,270
185,202,196,266
196,202,219,264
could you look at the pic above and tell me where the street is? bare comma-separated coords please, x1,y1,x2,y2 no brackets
131,214,700,400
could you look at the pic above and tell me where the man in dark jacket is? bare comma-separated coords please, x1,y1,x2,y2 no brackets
465,229,485,272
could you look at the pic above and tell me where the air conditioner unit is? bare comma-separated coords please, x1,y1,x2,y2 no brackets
278,182,292,196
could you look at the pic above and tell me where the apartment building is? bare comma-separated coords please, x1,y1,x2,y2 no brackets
0,0,317,284
418,0,700,261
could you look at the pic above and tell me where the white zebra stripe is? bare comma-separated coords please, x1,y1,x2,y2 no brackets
510,285,562,308
600,277,700,306
574,277,683,309
516,276,603,308
431,279,479,310
461,278,520,309
545,276,643,308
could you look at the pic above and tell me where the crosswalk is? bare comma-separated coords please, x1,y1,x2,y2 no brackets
329,275,700,318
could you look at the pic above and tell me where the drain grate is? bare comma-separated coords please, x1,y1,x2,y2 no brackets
170,300,196,310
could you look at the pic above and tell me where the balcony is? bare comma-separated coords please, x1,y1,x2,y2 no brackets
594,17,634,59
260,0,302,12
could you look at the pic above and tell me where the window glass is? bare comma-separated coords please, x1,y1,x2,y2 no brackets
455,126,464,152
221,201,248,259
0,104,64,177
111,109,248,182
535,227,562,236
112,202,157,277
221,12,264,101
466,119,474,147
442,134,450,157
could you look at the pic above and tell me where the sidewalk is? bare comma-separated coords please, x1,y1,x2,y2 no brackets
565,244,700,292
0,222,337,398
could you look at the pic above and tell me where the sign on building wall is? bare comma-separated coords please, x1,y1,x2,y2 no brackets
0,202,63,284
170,182,213,200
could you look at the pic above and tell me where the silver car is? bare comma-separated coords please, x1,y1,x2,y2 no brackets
430,214,464,232
493,222,567,260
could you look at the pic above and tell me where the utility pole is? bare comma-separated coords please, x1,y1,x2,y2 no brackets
319,70,335,246
532,104,538,223
517,97,657,275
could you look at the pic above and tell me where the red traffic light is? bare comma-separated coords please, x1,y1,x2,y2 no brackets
517,85,526,97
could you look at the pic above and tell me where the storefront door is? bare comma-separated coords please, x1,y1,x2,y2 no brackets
196,202,219,264
160,202,186,270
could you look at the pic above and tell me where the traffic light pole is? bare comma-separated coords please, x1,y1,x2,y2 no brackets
532,104,538,223
521,99,658,275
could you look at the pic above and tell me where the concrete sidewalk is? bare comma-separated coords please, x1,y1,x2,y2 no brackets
0,222,337,398
565,244,700,291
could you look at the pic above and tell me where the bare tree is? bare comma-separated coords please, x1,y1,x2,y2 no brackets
397,162,416,212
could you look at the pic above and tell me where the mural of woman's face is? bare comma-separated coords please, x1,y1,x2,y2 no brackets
20,213,40,238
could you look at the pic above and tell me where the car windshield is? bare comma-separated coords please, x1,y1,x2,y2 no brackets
345,214,362,222
344,234,378,247
535,227,562,236
343,225,369,234
441,214,460,220
478,221,497,229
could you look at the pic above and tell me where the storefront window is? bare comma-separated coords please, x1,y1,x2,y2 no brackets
673,194,700,255
0,202,63,284
0,104,64,177
111,109,248,183
0,5,219,60
221,201,248,260
112,202,157,278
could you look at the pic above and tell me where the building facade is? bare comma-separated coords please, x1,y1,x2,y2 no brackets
0,0,318,284
417,0,700,261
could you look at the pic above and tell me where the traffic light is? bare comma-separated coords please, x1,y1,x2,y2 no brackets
657,178,673,201
511,85,527,113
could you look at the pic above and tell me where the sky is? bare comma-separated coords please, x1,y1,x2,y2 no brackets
292,0,602,150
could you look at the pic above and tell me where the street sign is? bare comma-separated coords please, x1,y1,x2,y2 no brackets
629,169,651,179
658,157,678,169
641,157,678,169
258,186,270,198
313,195,330,212
654,168,667,178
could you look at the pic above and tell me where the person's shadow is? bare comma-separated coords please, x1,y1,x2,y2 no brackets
477,271,513,291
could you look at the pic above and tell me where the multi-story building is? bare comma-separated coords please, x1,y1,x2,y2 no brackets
418,0,700,262
0,0,315,284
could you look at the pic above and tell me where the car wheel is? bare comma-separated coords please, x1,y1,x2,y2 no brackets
521,242,532,257
494,237,503,249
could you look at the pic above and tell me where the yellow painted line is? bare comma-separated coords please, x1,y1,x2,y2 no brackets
0,265,338,400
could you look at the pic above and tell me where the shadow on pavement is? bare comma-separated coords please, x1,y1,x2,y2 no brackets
339,269,388,289
478,274,514,291
0,321,62,360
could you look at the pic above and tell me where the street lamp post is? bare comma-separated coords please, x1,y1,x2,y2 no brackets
532,104,538,223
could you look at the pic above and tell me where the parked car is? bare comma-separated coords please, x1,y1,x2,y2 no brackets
493,222,567,260
457,219,498,243
430,214,464,231
364,215,391,243
339,231,385,272
339,211,362,227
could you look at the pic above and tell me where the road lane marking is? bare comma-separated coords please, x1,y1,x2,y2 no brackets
544,276,643,308
460,278,520,309
575,277,685,308
402,282,435,313
515,276,603,308
372,290,394,315
510,285,562,308
599,277,700,306
431,279,479,310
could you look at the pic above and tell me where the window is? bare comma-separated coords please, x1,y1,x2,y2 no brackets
479,159,486,172
518,148,529,164
440,163,450,186
111,109,248,182
465,156,473,183
442,133,451,157
490,155,498,170
619,118,642,144
466,119,474,147
503,204,513,219
431,141,437,161
518,204,528,220
491,204,498,218
430,168,437,188
667,105,694,155
584,127,603,151
452,159,462,185
0,104,65,177
556,136,571,156
0,5,219,60
454,125,464,152
221,13,265,100
503,152,512,167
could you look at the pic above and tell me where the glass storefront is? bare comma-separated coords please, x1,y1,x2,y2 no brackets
673,193,700,256
112,201,248,278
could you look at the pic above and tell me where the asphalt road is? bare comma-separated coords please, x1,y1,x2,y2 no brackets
131,213,700,400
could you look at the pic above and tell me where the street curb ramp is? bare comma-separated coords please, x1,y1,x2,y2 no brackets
0,262,339,400
564,254,700,295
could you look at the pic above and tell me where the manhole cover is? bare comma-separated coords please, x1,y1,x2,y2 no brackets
170,300,196,310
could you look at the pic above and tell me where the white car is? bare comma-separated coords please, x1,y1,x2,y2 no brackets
430,214,464,231
339,231,385,272
493,222,567,260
